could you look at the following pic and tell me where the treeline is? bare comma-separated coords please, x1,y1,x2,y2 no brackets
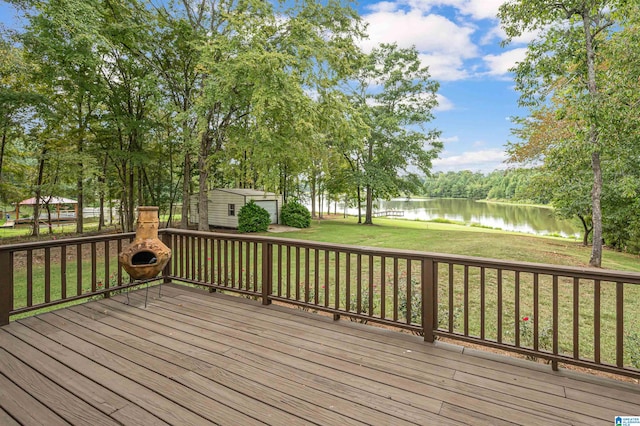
0,0,441,236
421,169,547,203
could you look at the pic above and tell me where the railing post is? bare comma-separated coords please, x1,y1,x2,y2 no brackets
0,249,14,326
422,257,435,343
262,242,273,305
161,231,172,284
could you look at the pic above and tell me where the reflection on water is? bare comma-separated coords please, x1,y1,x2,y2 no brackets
340,198,582,238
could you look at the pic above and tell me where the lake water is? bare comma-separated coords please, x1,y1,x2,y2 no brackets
337,198,582,238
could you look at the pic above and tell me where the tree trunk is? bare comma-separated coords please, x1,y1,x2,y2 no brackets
583,13,602,267
364,185,373,224
166,128,175,227
127,147,135,232
318,183,323,219
45,203,53,234
578,214,593,247
197,151,209,231
76,99,85,235
281,163,288,203
32,148,47,237
326,193,330,216
310,173,316,218
137,165,143,206
589,151,603,266
0,124,7,185
357,185,362,223
98,154,108,230
364,140,373,225
343,195,347,218
181,152,190,228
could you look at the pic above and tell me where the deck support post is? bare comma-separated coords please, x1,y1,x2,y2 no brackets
161,230,172,284
262,243,273,305
422,258,435,343
0,249,13,326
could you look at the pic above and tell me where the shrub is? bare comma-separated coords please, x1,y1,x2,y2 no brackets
349,289,377,324
281,199,311,228
398,279,422,326
238,201,270,233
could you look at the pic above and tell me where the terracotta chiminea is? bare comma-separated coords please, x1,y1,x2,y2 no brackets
118,206,171,280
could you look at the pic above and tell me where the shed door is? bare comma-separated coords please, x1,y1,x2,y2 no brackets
254,200,278,224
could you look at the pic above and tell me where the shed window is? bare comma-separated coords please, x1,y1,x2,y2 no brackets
228,204,236,216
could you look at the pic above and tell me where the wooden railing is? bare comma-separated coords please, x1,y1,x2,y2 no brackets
0,232,165,323
2,228,640,379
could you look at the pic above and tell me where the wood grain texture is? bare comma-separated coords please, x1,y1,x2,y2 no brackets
1,283,638,426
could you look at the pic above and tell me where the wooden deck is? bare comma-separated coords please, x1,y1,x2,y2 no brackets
0,284,638,425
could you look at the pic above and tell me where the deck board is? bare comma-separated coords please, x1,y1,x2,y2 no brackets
145,288,623,424
0,406,20,426
1,283,638,425
141,297,569,424
0,348,121,425
80,298,450,425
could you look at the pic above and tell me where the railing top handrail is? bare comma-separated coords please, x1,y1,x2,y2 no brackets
0,232,136,252
163,228,640,284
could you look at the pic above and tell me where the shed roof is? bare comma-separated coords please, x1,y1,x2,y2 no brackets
213,188,278,197
18,196,77,205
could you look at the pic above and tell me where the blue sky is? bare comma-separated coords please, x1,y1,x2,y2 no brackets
0,0,532,173
357,0,534,173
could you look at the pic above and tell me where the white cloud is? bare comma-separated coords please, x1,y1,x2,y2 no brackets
439,136,460,144
434,94,454,111
433,148,507,171
483,47,527,76
362,10,477,55
361,8,478,81
418,53,468,81
366,1,399,13
402,0,503,20
456,0,504,20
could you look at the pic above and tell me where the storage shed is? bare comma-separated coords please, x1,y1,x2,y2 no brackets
189,189,283,228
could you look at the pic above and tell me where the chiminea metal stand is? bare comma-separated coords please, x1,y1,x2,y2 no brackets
118,206,171,307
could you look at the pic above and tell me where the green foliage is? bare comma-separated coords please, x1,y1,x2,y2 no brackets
348,288,377,324
422,169,547,203
398,279,421,326
346,43,442,224
280,199,311,229
498,0,633,266
237,201,270,233
519,316,553,361
5,0,366,233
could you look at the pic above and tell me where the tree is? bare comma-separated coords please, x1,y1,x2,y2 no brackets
193,0,364,229
17,0,108,233
6,0,366,235
499,0,627,267
0,33,37,204
507,102,593,245
350,43,441,224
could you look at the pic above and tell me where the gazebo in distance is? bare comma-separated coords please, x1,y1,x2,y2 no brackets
15,196,78,224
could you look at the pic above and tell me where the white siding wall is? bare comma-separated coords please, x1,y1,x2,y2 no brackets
208,190,244,228
191,190,283,228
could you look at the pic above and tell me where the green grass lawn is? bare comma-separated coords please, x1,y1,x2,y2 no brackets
269,216,640,272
